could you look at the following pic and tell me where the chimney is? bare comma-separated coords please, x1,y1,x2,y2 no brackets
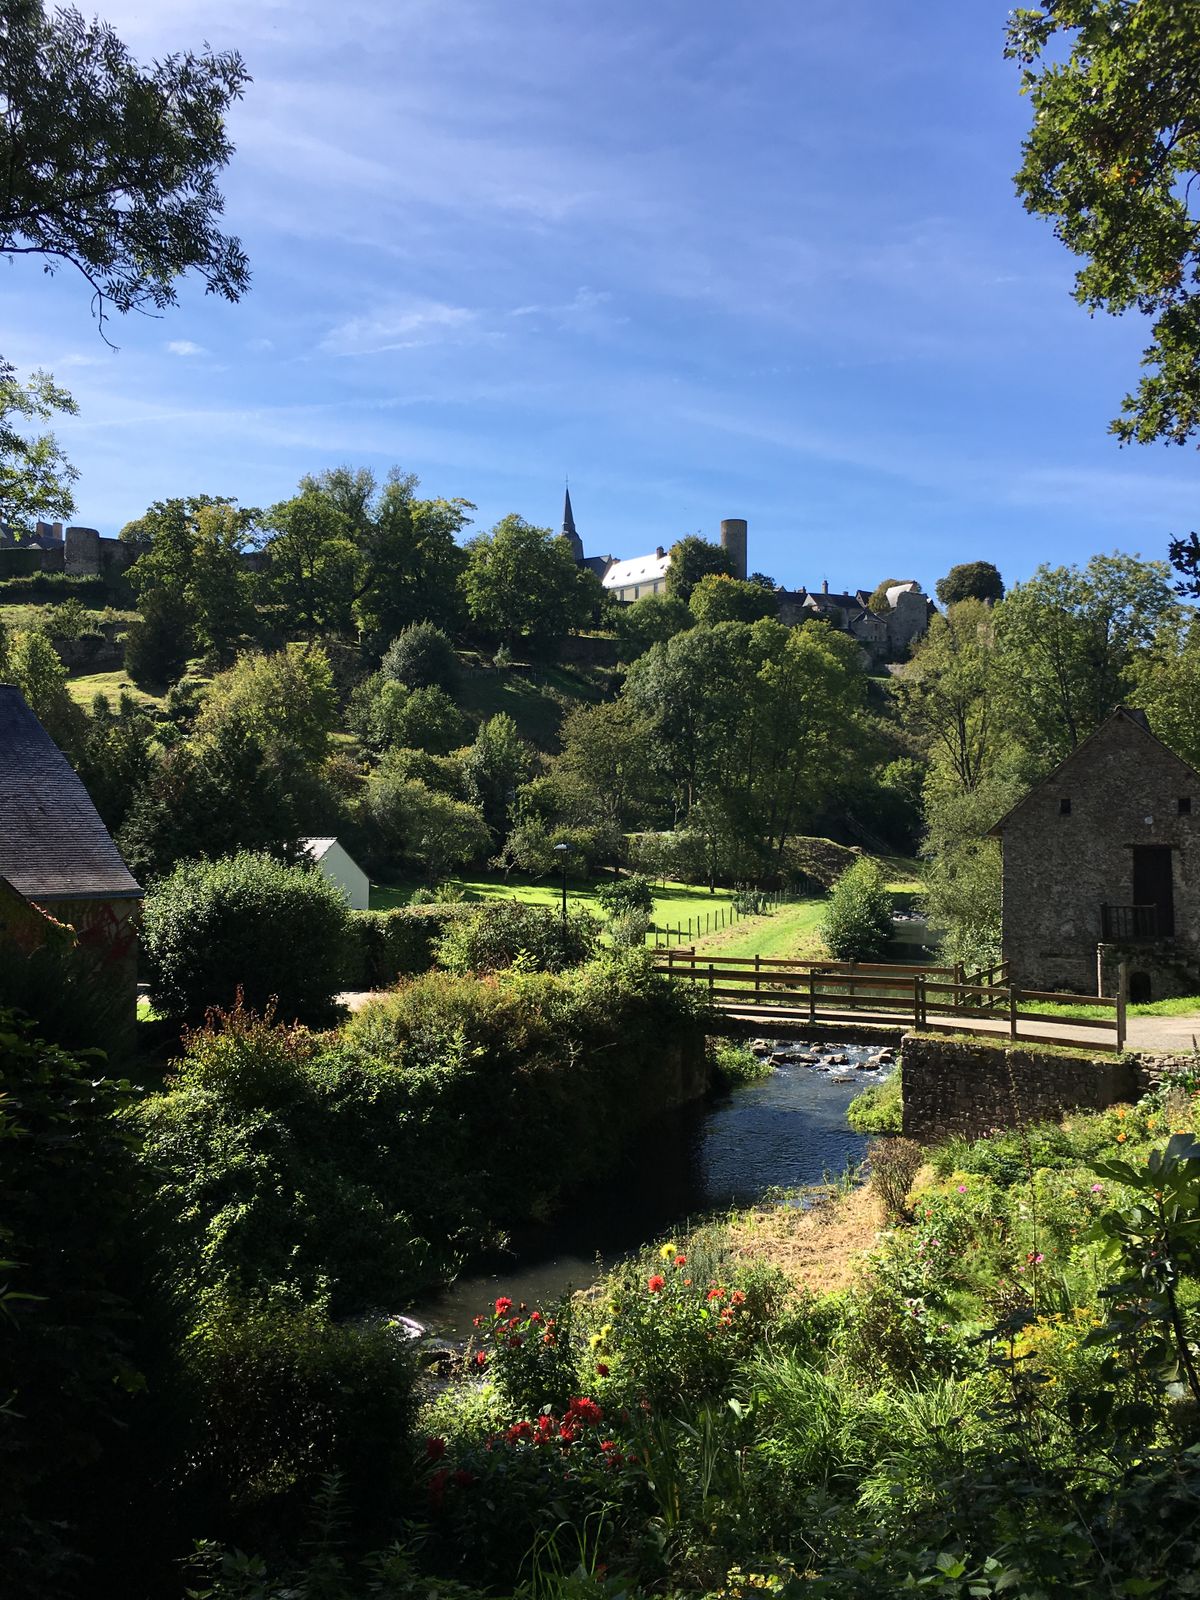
655,545,665,559
719,517,748,580
822,579,829,595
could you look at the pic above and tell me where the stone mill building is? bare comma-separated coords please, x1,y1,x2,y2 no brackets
992,707,1200,1000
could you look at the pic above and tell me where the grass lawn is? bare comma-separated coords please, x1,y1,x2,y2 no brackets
689,898,828,963
370,872,741,937
456,664,607,751
1024,994,1200,1020
65,668,165,711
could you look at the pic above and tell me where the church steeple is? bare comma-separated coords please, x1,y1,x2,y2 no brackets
561,483,583,562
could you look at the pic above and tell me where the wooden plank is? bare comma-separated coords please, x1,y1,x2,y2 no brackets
1014,988,1117,1008
1011,1010,1116,1031
917,1018,1121,1053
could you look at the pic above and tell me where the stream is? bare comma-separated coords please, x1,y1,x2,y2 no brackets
410,1038,894,1338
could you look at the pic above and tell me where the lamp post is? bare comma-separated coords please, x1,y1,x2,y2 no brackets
553,842,570,928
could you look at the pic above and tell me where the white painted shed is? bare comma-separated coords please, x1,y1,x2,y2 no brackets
301,836,370,911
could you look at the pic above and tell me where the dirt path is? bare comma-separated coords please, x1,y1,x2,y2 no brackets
1125,1013,1200,1054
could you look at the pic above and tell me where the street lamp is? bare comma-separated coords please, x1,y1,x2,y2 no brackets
552,842,571,927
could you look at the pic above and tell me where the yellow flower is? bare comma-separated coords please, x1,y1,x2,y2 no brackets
660,1242,678,1260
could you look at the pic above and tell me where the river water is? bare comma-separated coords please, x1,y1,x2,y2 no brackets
410,1040,891,1338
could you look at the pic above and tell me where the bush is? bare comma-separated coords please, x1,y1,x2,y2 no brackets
821,858,893,961
141,851,353,1024
847,1067,902,1133
595,873,654,918
180,1293,418,1546
712,1038,772,1087
348,903,475,986
436,900,601,974
380,622,459,690
868,1136,924,1223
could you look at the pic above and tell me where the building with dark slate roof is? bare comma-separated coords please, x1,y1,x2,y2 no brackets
0,684,142,1033
991,707,1200,1000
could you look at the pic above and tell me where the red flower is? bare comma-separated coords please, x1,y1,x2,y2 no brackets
596,1362,610,1377
647,1274,665,1293
452,1468,476,1488
559,1420,579,1443
494,1296,513,1317
472,1315,483,1328
542,1331,556,1345
530,1309,543,1323
506,1420,534,1443
566,1396,603,1427
474,1350,488,1369
706,1286,725,1302
600,1438,617,1452
730,1289,746,1306
675,1253,687,1267
508,1335,523,1348
535,1415,556,1442
425,1435,447,1461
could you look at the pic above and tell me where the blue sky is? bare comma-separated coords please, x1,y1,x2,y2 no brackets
6,0,1197,593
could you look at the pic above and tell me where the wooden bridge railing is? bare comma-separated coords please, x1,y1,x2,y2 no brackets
654,950,1125,1052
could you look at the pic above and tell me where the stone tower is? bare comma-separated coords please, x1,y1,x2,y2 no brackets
561,485,584,562
719,518,747,580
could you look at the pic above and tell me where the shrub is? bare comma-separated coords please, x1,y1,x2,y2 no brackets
821,858,893,962
712,1039,772,1087
607,909,651,948
595,873,654,919
847,1067,902,1133
180,1293,417,1545
436,900,601,974
141,851,353,1024
380,621,459,690
348,903,475,987
868,1136,924,1223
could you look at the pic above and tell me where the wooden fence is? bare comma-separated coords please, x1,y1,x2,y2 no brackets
650,888,789,947
653,950,1126,1051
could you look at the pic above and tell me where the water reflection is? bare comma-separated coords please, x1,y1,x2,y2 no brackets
411,1044,885,1337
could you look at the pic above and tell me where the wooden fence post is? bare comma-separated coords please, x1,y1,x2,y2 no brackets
1116,960,1128,1050
808,970,816,1025
754,952,761,1004
708,962,715,1003
1008,986,1018,1040
954,962,964,1011
912,974,920,1029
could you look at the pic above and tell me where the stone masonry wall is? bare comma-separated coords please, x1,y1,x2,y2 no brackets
1001,714,1200,992
902,1032,1140,1141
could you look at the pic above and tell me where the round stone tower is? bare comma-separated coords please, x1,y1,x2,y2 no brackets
719,518,747,580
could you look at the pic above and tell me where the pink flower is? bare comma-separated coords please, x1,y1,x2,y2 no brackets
957,1184,967,1193
1091,1184,1104,1193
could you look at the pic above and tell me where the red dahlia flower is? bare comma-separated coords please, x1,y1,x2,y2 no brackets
647,1274,665,1293
494,1296,513,1317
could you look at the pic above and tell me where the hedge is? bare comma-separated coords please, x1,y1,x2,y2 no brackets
347,903,476,987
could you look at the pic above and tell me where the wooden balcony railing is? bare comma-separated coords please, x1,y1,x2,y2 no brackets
1101,903,1159,942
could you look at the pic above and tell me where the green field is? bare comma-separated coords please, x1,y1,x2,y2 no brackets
688,897,828,962
64,668,165,710
1024,993,1200,1020
370,872,741,933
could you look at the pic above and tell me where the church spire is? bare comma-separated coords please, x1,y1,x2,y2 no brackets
561,482,583,561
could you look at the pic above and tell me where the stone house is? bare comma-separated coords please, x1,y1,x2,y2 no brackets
0,685,143,1039
991,707,1200,999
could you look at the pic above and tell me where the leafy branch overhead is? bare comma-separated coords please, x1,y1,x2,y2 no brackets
0,0,251,333
1008,2,1200,448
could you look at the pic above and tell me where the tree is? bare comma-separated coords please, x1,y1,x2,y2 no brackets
461,714,533,838
75,689,156,833
0,362,78,533
664,535,735,603
614,593,693,662
463,515,593,652
7,627,83,754
1130,610,1200,769
257,486,358,639
936,561,1005,607
549,700,657,829
995,552,1178,767
897,601,1007,793
380,622,459,690
820,858,893,962
124,497,258,668
195,647,339,767
1007,2,1200,450
358,767,489,880
688,573,778,626
0,0,250,334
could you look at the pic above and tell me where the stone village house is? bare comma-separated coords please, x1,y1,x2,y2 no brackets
0,685,143,1039
992,706,1200,1001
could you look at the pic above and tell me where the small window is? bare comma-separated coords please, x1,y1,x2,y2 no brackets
1180,797,1192,815
1059,797,1072,815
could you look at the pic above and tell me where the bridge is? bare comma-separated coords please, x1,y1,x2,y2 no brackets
653,950,1128,1053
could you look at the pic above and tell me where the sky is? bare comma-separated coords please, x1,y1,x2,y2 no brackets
6,0,1199,593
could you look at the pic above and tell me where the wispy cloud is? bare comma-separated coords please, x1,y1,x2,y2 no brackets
321,299,476,356
166,339,206,357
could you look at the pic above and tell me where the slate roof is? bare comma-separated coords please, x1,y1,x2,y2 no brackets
988,707,1200,836
602,550,671,588
0,685,142,901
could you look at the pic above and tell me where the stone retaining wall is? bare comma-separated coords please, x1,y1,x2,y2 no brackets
902,1032,1141,1141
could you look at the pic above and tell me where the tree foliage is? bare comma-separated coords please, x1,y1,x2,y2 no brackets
664,535,736,603
820,857,893,961
688,572,778,625
0,0,250,331
935,560,1005,607
0,362,78,533
1007,1,1200,448
463,515,595,652
123,496,259,669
